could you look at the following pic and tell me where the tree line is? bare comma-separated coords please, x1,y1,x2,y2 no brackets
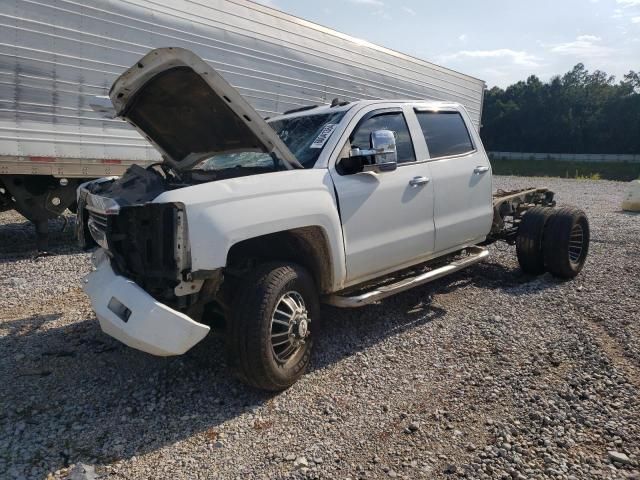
480,64,640,154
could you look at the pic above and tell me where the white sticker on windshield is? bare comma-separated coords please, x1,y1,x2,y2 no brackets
310,124,338,149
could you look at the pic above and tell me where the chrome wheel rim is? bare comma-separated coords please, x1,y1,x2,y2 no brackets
270,291,310,364
568,223,584,265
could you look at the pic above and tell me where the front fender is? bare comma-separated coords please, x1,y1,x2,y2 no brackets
153,169,346,292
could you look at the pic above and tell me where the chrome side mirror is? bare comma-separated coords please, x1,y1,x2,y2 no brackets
348,129,398,173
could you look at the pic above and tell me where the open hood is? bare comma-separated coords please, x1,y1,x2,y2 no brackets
109,47,303,170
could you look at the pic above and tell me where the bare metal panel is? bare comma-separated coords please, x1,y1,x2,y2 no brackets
0,0,485,163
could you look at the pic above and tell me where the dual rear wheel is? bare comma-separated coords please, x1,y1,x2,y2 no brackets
516,206,590,278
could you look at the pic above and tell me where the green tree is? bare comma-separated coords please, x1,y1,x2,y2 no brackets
481,64,640,154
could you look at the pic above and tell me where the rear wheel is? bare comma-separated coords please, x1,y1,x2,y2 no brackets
516,206,554,275
226,262,319,391
543,207,590,278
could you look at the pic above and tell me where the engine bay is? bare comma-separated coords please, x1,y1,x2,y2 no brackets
85,162,279,206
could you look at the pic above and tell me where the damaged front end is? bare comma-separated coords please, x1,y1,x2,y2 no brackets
79,165,207,309
76,162,222,356
97,202,189,293
78,45,304,310
78,174,216,356
78,47,306,356
84,247,211,356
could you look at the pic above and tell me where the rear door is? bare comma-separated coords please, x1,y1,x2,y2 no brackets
412,107,493,252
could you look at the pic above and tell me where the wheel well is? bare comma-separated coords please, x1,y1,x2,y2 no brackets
226,226,334,293
488,188,556,243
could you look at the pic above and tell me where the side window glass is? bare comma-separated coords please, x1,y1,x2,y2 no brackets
350,112,416,163
415,111,474,159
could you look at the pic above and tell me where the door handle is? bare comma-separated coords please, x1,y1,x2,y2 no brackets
409,176,430,187
474,166,489,174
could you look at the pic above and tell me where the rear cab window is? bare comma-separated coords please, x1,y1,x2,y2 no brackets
414,110,475,159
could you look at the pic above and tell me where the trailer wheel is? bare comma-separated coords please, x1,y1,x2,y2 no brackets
543,207,590,278
226,262,319,391
516,206,554,275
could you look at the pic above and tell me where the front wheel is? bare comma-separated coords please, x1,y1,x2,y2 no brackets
226,262,319,391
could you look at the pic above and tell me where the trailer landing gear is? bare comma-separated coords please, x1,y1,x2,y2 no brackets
0,175,79,253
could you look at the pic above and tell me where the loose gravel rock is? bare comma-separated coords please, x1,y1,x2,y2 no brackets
1,176,639,479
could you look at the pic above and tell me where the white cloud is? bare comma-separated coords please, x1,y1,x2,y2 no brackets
633,16,640,22
617,0,640,6
444,49,541,67
549,35,614,56
576,34,601,41
402,6,416,16
458,34,468,42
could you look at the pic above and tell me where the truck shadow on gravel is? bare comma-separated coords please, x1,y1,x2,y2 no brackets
314,295,447,371
313,256,561,373
2,314,263,475
2,297,449,475
0,215,79,256
453,258,566,295
1,257,561,477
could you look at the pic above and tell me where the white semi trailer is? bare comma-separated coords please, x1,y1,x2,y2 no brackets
0,0,486,250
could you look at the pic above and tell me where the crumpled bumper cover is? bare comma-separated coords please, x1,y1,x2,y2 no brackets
83,249,210,356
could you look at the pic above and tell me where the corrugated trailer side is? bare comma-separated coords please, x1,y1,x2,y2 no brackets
0,0,485,250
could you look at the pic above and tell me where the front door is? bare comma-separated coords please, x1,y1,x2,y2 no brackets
329,107,436,285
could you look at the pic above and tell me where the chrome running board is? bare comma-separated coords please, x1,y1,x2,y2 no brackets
325,246,489,308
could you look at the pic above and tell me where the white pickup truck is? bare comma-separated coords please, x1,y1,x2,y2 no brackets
79,49,590,390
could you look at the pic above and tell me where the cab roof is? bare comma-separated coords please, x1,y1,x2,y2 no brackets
267,100,466,123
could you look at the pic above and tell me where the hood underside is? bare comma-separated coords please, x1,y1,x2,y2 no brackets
109,47,302,170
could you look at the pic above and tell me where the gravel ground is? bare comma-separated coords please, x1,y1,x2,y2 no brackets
1,176,638,480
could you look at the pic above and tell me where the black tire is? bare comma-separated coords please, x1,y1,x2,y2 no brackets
226,262,319,391
516,206,554,275
543,207,590,279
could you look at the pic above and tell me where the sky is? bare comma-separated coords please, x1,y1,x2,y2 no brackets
252,0,640,88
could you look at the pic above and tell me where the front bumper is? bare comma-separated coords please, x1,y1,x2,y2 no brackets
83,249,210,356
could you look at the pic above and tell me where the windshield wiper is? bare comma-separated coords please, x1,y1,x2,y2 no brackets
283,105,318,115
